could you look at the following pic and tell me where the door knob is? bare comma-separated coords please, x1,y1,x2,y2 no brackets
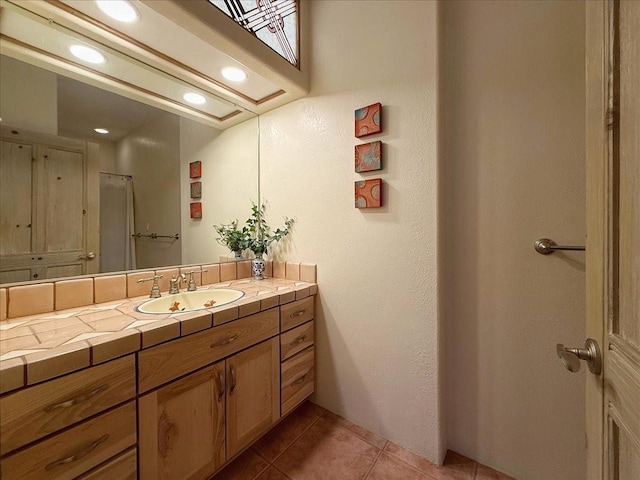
556,338,602,375
77,252,96,260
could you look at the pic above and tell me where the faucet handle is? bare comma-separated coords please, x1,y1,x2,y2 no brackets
137,274,163,298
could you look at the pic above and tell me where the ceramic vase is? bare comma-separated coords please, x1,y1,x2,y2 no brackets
252,254,266,280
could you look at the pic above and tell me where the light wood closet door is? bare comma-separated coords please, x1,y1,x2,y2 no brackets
139,361,226,480
0,127,99,283
586,1,640,478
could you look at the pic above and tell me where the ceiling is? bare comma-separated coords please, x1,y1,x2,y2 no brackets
0,0,308,130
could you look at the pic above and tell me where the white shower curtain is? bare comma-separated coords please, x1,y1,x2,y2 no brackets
100,173,137,272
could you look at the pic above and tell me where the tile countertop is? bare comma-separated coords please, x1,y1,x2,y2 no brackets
0,278,317,394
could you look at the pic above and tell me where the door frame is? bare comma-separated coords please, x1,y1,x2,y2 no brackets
585,1,607,478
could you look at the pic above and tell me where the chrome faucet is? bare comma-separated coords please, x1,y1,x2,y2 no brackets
182,269,208,291
137,274,163,298
169,274,186,295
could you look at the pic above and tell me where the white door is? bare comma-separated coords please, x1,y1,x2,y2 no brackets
585,1,640,478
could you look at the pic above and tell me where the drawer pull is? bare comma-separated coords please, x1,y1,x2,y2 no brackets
291,374,308,386
290,309,306,318
216,369,225,402
45,434,109,471
289,334,307,346
210,333,239,348
229,365,237,394
43,384,108,412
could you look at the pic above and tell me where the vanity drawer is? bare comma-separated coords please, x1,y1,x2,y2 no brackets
0,401,136,480
77,448,136,480
281,348,315,416
0,355,135,455
280,320,314,361
139,307,279,392
280,296,314,332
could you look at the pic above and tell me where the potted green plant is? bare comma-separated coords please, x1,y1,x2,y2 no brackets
213,219,249,260
245,202,294,279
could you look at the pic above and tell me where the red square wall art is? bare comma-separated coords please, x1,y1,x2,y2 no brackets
190,202,202,219
355,141,382,173
355,179,382,208
355,102,382,138
189,161,202,178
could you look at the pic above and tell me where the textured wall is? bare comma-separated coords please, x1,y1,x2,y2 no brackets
260,0,443,462
441,1,586,478
179,117,258,265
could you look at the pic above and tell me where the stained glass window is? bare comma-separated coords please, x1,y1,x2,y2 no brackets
208,0,298,67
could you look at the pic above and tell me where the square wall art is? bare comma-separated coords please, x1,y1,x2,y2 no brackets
190,202,202,219
355,141,382,173
190,181,202,199
189,161,202,179
355,102,382,138
355,179,382,208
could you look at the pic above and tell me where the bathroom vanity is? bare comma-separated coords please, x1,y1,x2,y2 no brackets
0,264,316,480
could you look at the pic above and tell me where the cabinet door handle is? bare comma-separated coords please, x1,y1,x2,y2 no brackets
216,369,225,402
291,368,313,386
289,334,307,346
45,434,109,471
229,365,237,394
290,309,306,318
43,384,108,412
210,333,239,348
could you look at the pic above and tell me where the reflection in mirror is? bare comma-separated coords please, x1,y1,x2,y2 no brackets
0,56,259,285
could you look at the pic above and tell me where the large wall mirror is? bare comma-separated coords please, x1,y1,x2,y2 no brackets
0,4,259,286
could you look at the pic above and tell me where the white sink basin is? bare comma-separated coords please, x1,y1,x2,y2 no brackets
137,289,244,314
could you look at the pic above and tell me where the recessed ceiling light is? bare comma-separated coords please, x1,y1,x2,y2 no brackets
183,92,206,105
96,0,139,23
221,66,247,82
94,128,109,134
69,45,105,64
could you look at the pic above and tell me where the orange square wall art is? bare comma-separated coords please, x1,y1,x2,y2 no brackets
355,179,382,208
355,102,382,138
190,202,202,219
189,161,202,178
355,141,382,172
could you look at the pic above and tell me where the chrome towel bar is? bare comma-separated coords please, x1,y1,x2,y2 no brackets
534,238,585,255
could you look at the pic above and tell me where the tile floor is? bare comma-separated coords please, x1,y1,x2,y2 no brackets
211,402,514,480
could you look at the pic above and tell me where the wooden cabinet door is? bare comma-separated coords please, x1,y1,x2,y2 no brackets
139,362,226,480
226,337,280,458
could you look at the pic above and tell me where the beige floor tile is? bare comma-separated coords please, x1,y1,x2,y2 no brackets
274,418,379,480
211,448,269,480
323,410,388,449
252,402,320,462
366,453,434,480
